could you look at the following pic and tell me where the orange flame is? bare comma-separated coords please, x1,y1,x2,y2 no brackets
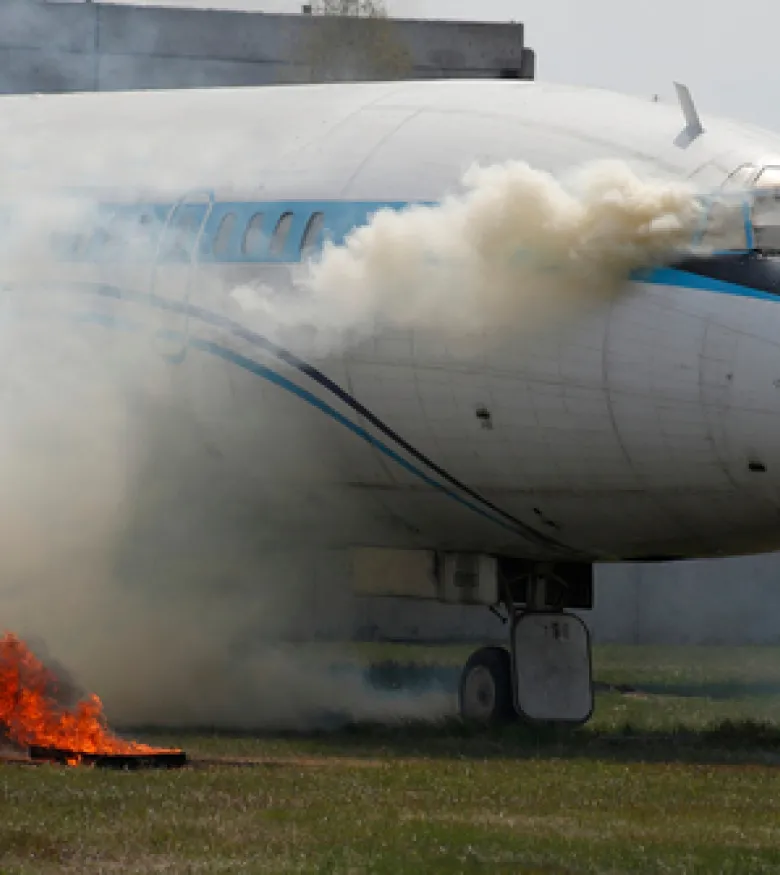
0,632,176,761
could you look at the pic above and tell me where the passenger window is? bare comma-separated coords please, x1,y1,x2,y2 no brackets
50,232,86,256
213,213,236,257
300,212,325,259
132,211,159,254
107,211,158,257
89,213,118,257
270,212,294,257
242,213,266,256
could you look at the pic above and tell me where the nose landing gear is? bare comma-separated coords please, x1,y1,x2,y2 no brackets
458,566,594,726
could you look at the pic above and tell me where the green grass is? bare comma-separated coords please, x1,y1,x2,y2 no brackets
4,645,780,874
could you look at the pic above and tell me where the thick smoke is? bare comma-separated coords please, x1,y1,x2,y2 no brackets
0,330,453,730
0,189,453,730
0,156,708,732
235,159,704,356
0,310,452,729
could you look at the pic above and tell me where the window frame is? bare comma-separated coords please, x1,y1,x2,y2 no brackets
242,211,267,257
269,211,294,258
212,211,237,258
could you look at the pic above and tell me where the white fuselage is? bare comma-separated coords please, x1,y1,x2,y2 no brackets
2,80,780,563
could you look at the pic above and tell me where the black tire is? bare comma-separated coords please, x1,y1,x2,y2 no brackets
458,646,515,724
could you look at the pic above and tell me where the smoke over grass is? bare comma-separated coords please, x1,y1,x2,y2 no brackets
0,316,453,729
0,275,452,731
0,152,713,732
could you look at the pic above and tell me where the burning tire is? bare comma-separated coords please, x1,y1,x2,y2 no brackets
0,632,185,767
28,745,187,769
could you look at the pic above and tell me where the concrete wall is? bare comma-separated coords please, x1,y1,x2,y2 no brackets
0,0,534,93
591,556,780,645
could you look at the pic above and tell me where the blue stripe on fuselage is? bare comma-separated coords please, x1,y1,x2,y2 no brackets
5,191,779,300
28,194,778,306
632,265,780,302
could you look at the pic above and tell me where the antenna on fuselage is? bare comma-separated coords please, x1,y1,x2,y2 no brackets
673,81,704,148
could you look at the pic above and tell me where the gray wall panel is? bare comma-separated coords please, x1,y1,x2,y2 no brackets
98,6,305,65
97,53,285,91
1,2,530,93
591,557,780,645
0,46,95,93
0,0,95,53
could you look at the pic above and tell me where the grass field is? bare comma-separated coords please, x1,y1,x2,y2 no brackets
4,644,780,874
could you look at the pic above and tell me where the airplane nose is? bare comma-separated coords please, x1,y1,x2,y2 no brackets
689,254,780,507
628,245,780,555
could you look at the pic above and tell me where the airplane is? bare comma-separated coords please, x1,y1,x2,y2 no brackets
1,78,780,726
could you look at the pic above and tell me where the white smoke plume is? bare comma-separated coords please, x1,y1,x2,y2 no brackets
235,159,705,355
0,296,453,729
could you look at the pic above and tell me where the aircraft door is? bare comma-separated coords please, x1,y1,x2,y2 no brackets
149,190,214,364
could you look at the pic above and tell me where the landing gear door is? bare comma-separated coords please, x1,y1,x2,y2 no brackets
511,612,593,724
150,190,214,363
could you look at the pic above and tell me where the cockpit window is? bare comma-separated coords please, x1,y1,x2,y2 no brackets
722,164,757,191
693,165,780,254
751,166,780,251
754,166,780,189
692,193,750,253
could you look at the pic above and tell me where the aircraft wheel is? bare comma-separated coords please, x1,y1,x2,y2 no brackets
458,646,515,724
